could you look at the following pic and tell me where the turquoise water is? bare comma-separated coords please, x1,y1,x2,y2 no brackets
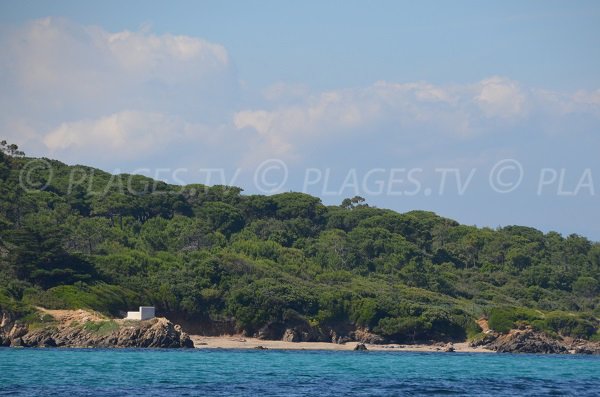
1,349,599,396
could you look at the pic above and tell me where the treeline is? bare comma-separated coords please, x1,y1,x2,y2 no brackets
0,147,599,342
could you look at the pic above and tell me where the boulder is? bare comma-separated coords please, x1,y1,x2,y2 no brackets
354,343,368,351
282,328,299,342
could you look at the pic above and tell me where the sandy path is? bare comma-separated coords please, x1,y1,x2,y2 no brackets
190,335,494,353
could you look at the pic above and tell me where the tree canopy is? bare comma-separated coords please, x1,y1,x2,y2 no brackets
0,149,599,342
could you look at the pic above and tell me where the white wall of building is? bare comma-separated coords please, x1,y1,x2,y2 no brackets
125,306,155,320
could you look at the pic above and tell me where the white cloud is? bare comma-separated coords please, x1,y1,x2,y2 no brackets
0,17,235,129
233,77,600,162
234,88,385,161
0,17,238,166
44,111,176,155
102,28,229,84
572,89,600,115
233,80,474,160
42,111,225,164
474,76,527,118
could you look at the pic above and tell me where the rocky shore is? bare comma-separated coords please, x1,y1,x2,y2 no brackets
3,309,599,354
470,326,600,354
0,309,194,348
249,319,600,354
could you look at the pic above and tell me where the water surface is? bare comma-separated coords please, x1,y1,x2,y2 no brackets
1,348,599,396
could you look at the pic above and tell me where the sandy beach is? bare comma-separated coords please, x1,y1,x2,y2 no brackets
190,335,494,353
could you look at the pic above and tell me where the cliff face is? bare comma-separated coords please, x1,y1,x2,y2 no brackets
0,309,194,348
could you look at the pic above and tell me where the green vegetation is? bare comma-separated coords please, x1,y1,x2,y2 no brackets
0,143,599,342
488,307,597,339
20,311,56,330
82,320,119,335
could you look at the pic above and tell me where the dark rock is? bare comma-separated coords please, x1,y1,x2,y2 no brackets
8,322,28,340
571,340,600,355
10,337,25,347
469,333,497,347
490,330,568,354
282,328,299,342
180,333,194,348
254,345,268,350
444,343,455,352
354,343,368,351
257,322,286,340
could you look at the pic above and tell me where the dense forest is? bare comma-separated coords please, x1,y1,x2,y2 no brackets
1,142,599,343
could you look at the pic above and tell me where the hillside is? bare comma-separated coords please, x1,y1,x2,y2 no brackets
1,146,599,344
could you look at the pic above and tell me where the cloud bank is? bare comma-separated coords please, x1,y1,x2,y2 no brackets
0,18,599,171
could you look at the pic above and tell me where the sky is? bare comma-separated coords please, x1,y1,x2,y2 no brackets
1,0,599,239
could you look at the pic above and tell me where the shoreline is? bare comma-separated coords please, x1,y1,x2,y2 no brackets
190,335,495,353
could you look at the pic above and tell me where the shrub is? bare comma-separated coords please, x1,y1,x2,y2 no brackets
538,312,596,339
376,316,431,342
488,307,540,333
21,311,56,330
23,282,138,316
464,319,484,339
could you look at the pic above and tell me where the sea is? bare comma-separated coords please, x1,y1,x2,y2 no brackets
1,348,599,396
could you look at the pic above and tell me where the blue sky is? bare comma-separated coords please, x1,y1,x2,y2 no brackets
1,1,599,239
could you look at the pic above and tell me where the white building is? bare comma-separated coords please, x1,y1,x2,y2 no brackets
125,306,155,320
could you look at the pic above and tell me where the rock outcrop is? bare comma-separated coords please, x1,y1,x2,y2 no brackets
351,328,385,345
490,329,568,354
470,327,600,354
569,339,600,355
354,343,368,351
0,310,193,348
256,321,329,342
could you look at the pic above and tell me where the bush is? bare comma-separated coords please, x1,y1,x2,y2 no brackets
376,316,431,342
536,312,596,339
23,282,138,316
21,311,56,330
464,319,484,339
489,307,598,339
488,307,540,333
0,288,26,314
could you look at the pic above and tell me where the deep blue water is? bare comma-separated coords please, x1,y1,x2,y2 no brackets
1,348,599,396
